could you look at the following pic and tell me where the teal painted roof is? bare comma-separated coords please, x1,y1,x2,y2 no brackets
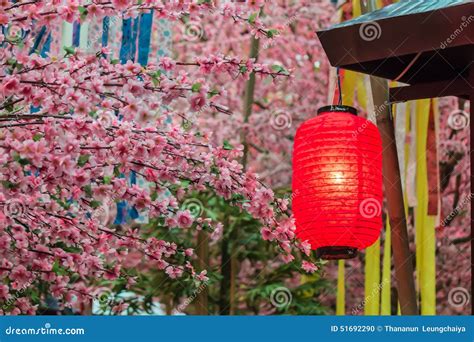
331,0,471,29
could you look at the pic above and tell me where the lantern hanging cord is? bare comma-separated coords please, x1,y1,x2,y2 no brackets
393,52,422,82
336,67,342,105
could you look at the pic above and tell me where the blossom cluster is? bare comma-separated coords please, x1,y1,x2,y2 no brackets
0,0,316,314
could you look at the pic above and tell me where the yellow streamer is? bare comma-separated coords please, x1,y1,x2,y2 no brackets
364,238,381,315
380,217,391,315
341,70,357,105
415,99,436,315
352,0,362,17
336,260,345,315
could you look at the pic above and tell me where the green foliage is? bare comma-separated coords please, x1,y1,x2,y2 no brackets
91,188,330,315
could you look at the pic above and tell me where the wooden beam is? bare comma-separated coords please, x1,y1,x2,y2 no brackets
317,2,473,70
389,78,472,103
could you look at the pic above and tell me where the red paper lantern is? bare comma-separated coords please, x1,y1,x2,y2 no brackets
292,105,383,259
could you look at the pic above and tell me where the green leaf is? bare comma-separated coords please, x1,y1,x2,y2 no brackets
271,64,287,73
111,59,120,65
6,58,17,66
150,70,162,86
77,154,90,167
13,152,30,166
266,29,279,39
62,245,82,254
180,180,190,188
32,133,42,141
239,65,248,74
231,193,245,202
248,12,258,24
1,180,17,190
52,260,61,274
89,200,102,209
152,70,162,78
207,89,219,98
54,241,82,254
103,176,112,184
83,184,93,198
191,82,202,92
113,165,121,177
223,140,233,150
18,158,30,166
78,6,88,20
63,46,76,56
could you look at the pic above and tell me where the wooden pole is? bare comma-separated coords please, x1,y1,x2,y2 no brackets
195,230,209,314
218,218,231,315
371,78,418,314
241,36,260,170
361,0,418,316
228,35,260,314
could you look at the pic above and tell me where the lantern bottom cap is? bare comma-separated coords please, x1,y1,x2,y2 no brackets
315,246,358,260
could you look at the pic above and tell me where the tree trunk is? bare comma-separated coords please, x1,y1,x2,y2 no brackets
195,230,209,314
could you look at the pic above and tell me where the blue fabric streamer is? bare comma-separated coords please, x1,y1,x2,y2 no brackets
114,13,157,224
30,26,51,112
137,11,153,66
40,33,52,57
102,17,110,47
29,26,46,54
72,21,81,47
119,18,133,63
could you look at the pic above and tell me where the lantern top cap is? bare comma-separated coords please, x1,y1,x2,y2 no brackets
317,105,358,116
